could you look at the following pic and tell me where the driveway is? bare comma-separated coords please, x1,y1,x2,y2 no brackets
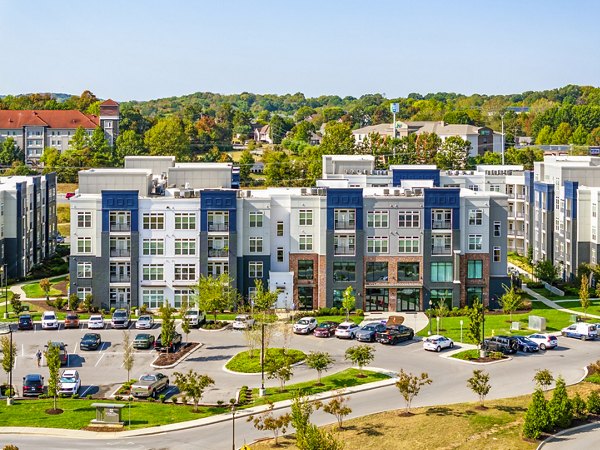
540,422,600,449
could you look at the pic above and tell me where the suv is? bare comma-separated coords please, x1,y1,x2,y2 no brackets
185,309,206,328
64,312,80,329
482,335,518,354
18,314,34,330
112,309,130,329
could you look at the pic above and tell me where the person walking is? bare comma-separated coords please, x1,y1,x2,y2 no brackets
36,349,42,367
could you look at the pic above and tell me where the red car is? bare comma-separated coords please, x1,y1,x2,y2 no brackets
65,192,75,199
313,321,339,338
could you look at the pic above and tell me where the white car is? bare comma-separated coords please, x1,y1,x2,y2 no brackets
185,309,206,328
528,333,558,350
423,335,454,352
41,311,59,330
136,315,154,329
293,317,318,334
58,369,81,395
335,321,360,339
232,314,255,330
87,315,105,329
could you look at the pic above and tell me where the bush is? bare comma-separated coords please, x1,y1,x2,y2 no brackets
526,281,544,289
523,388,550,439
572,393,587,419
159,394,166,403
71,393,79,399
548,377,573,429
87,394,93,400
26,255,68,280
587,390,600,414
115,395,123,401
140,304,148,314
147,397,155,403
490,351,504,360
54,297,66,311
355,309,364,316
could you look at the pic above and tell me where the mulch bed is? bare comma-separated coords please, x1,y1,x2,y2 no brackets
468,356,508,363
153,342,200,367
82,425,125,432
45,408,63,415
52,280,69,296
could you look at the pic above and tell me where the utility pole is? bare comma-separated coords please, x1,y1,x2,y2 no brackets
391,103,399,158
500,112,506,165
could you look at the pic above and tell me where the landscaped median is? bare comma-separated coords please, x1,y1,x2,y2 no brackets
225,348,306,373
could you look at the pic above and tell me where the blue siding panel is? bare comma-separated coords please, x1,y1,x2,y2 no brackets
533,182,554,211
200,190,237,232
524,171,535,203
326,188,364,230
392,169,440,187
564,180,579,218
101,191,139,232
423,188,460,230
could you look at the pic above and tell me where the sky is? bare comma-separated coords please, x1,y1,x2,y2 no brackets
1,0,599,101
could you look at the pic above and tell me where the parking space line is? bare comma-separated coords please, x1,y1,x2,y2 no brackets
80,385,93,397
95,353,105,367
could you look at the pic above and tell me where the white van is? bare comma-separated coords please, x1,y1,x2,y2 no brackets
561,323,598,341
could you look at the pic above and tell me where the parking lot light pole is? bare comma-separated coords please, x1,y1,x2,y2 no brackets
3,265,8,319
231,402,236,450
259,322,265,397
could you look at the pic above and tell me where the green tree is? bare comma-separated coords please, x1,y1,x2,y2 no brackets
467,296,484,347
534,259,559,284
262,150,298,186
266,356,293,392
533,369,554,392
238,149,254,185
536,125,553,145
122,331,135,382
269,115,294,144
304,351,334,384
571,393,587,420
341,286,355,322
70,126,91,152
414,132,441,164
10,295,24,316
587,127,600,146
395,370,432,414
587,390,600,414
89,126,112,166
295,106,316,123
39,278,51,303
0,138,23,166
467,369,491,407
1,336,17,389
252,279,278,322
115,130,146,164
322,392,352,430
159,305,176,355
195,273,237,324
291,121,316,143
248,402,291,445
68,293,81,312
435,136,471,170
83,293,94,312
320,122,355,155
580,273,590,318
180,304,191,345
548,376,573,429
3,162,36,176
173,370,214,412
499,284,524,321
523,388,550,439
571,124,588,145
45,341,61,411
344,344,375,376
144,117,190,160
552,122,573,145
290,394,343,450
40,146,61,174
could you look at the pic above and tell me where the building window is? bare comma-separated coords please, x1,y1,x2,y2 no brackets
174,264,196,281
493,246,501,262
277,247,284,263
466,287,483,307
249,212,263,227
277,221,284,236
105,121,112,129
397,262,420,281
175,239,196,256
398,210,420,228
593,203,597,218
299,210,313,226
431,262,453,282
142,264,164,281
207,211,229,231
77,287,92,302
468,234,483,251
468,184,480,192
297,260,314,280
143,213,165,230
334,209,355,230
467,260,483,279
142,289,164,309
142,239,164,256
298,286,313,310
249,262,263,278
299,235,313,251
175,213,196,230
77,262,92,278
77,211,92,228
367,210,389,228
593,226,597,241
367,237,389,253
468,209,483,226
432,210,452,229
207,262,228,276
174,289,193,309
430,289,453,309
398,236,420,253
333,261,356,282
493,221,501,237
77,237,92,253
366,262,388,282
249,237,263,253
432,234,451,254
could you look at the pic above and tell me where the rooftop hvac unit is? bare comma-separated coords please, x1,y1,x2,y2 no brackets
318,188,327,196
310,187,318,195
237,190,245,198
183,190,192,198
301,188,308,195
245,190,251,198
394,189,401,196
174,191,180,198
405,189,413,197
383,188,390,195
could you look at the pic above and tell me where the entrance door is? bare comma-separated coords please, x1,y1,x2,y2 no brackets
397,288,419,311
365,288,389,312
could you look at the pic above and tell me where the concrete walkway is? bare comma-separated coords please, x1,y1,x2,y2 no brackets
522,285,600,320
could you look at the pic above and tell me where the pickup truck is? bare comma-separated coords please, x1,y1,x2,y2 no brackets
130,373,169,398
185,309,206,328
375,325,414,345
154,332,183,352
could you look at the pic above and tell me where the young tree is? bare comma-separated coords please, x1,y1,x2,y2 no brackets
467,369,491,407
548,376,573,429
0,336,17,388
247,402,291,445
341,286,356,322
180,304,191,345
533,369,554,392
122,331,135,382
534,259,559,285
290,394,343,450
432,298,449,333
580,273,590,318
238,149,255,185
45,342,61,411
144,117,190,161
252,279,278,322
523,388,550,439
499,284,524,321
435,136,471,170
10,295,24,316
39,278,52,303
322,391,352,430
586,390,600,414
305,351,334,385
83,293,94,312
195,273,237,324
160,305,176,355
68,293,81,312
172,370,214,412
266,356,294,392
571,392,587,420
395,370,432,414
467,296,484,347
344,344,375,377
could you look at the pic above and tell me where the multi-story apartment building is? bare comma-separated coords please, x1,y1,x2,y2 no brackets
0,173,57,279
0,99,119,162
69,156,509,312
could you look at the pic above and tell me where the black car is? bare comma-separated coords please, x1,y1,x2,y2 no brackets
482,335,518,354
22,374,44,396
376,325,414,345
80,333,102,351
514,336,539,353
154,332,182,352
18,314,33,331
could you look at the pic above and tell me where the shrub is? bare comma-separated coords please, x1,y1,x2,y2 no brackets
180,395,188,405
355,309,364,316
548,377,573,429
115,395,123,401
587,390,600,414
87,394,93,400
571,393,587,419
71,393,79,399
54,297,66,311
490,351,504,360
140,304,148,314
147,397,155,402
523,388,550,439
159,394,166,403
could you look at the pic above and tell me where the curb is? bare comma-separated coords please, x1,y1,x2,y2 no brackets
537,420,600,449
197,324,232,332
221,352,307,376
150,342,204,369
440,347,513,365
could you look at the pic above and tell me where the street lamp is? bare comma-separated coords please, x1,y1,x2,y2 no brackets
2,264,7,319
1,323,13,405
259,322,266,397
231,401,237,450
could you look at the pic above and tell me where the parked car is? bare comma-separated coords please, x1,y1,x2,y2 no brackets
184,309,206,328
58,369,80,395
64,312,80,329
17,314,33,331
22,374,44,397
112,309,130,329
65,192,75,199
293,317,318,334
130,373,169,398
313,321,339,338
482,336,518,354
232,314,255,330
514,336,539,353
376,325,414,345
154,332,182,352
561,323,598,341
135,315,154,330
80,333,102,351
41,311,59,330
133,333,156,350
423,334,454,352
335,321,360,339
528,333,558,350
355,322,387,342
56,235,65,244
46,341,69,366
87,315,105,329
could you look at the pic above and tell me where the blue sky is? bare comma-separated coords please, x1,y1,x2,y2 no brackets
1,0,598,101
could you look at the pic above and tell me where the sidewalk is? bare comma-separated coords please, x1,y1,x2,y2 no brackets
522,285,600,320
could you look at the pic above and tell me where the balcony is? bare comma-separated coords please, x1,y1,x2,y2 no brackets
432,220,451,229
514,194,525,200
509,230,525,237
208,248,228,258
334,220,355,230
431,245,451,255
334,245,355,255
110,275,131,282
110,249,131,257
208,223,229,232
110,223,131,232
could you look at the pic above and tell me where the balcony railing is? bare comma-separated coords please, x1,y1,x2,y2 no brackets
110,275,131,282
110,223,131,232
514,212,525,218
514,194,525,199
110,249,131,257
208,248,228,257
509,230,525,237
334,245,355,255
334,220,355,230
208,223,229,232
432,220,451,229
431,245,451,255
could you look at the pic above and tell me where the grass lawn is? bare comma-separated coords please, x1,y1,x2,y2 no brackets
0,398,226,429
57,183,78,194
57,204,70,223
313,315,364,325
226,348,306,373
508,253,533,274
251,368,390,407
57,223,70,237
450,349,480,360
556,299,600,315
529,287,579,301
418,301,575,343
251,382,600,450
22,275,69,298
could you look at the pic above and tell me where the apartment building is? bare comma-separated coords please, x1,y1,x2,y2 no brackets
69,156,508,312
0,99,119,161
0,173,57,279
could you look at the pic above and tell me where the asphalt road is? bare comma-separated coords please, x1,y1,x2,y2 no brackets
541,422,600,449
2,322,599,449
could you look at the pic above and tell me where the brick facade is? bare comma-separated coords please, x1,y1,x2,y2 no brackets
458,253,490,307
289,253,319,309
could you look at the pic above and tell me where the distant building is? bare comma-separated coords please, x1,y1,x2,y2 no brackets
253,125,272,144
309,132,323,146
